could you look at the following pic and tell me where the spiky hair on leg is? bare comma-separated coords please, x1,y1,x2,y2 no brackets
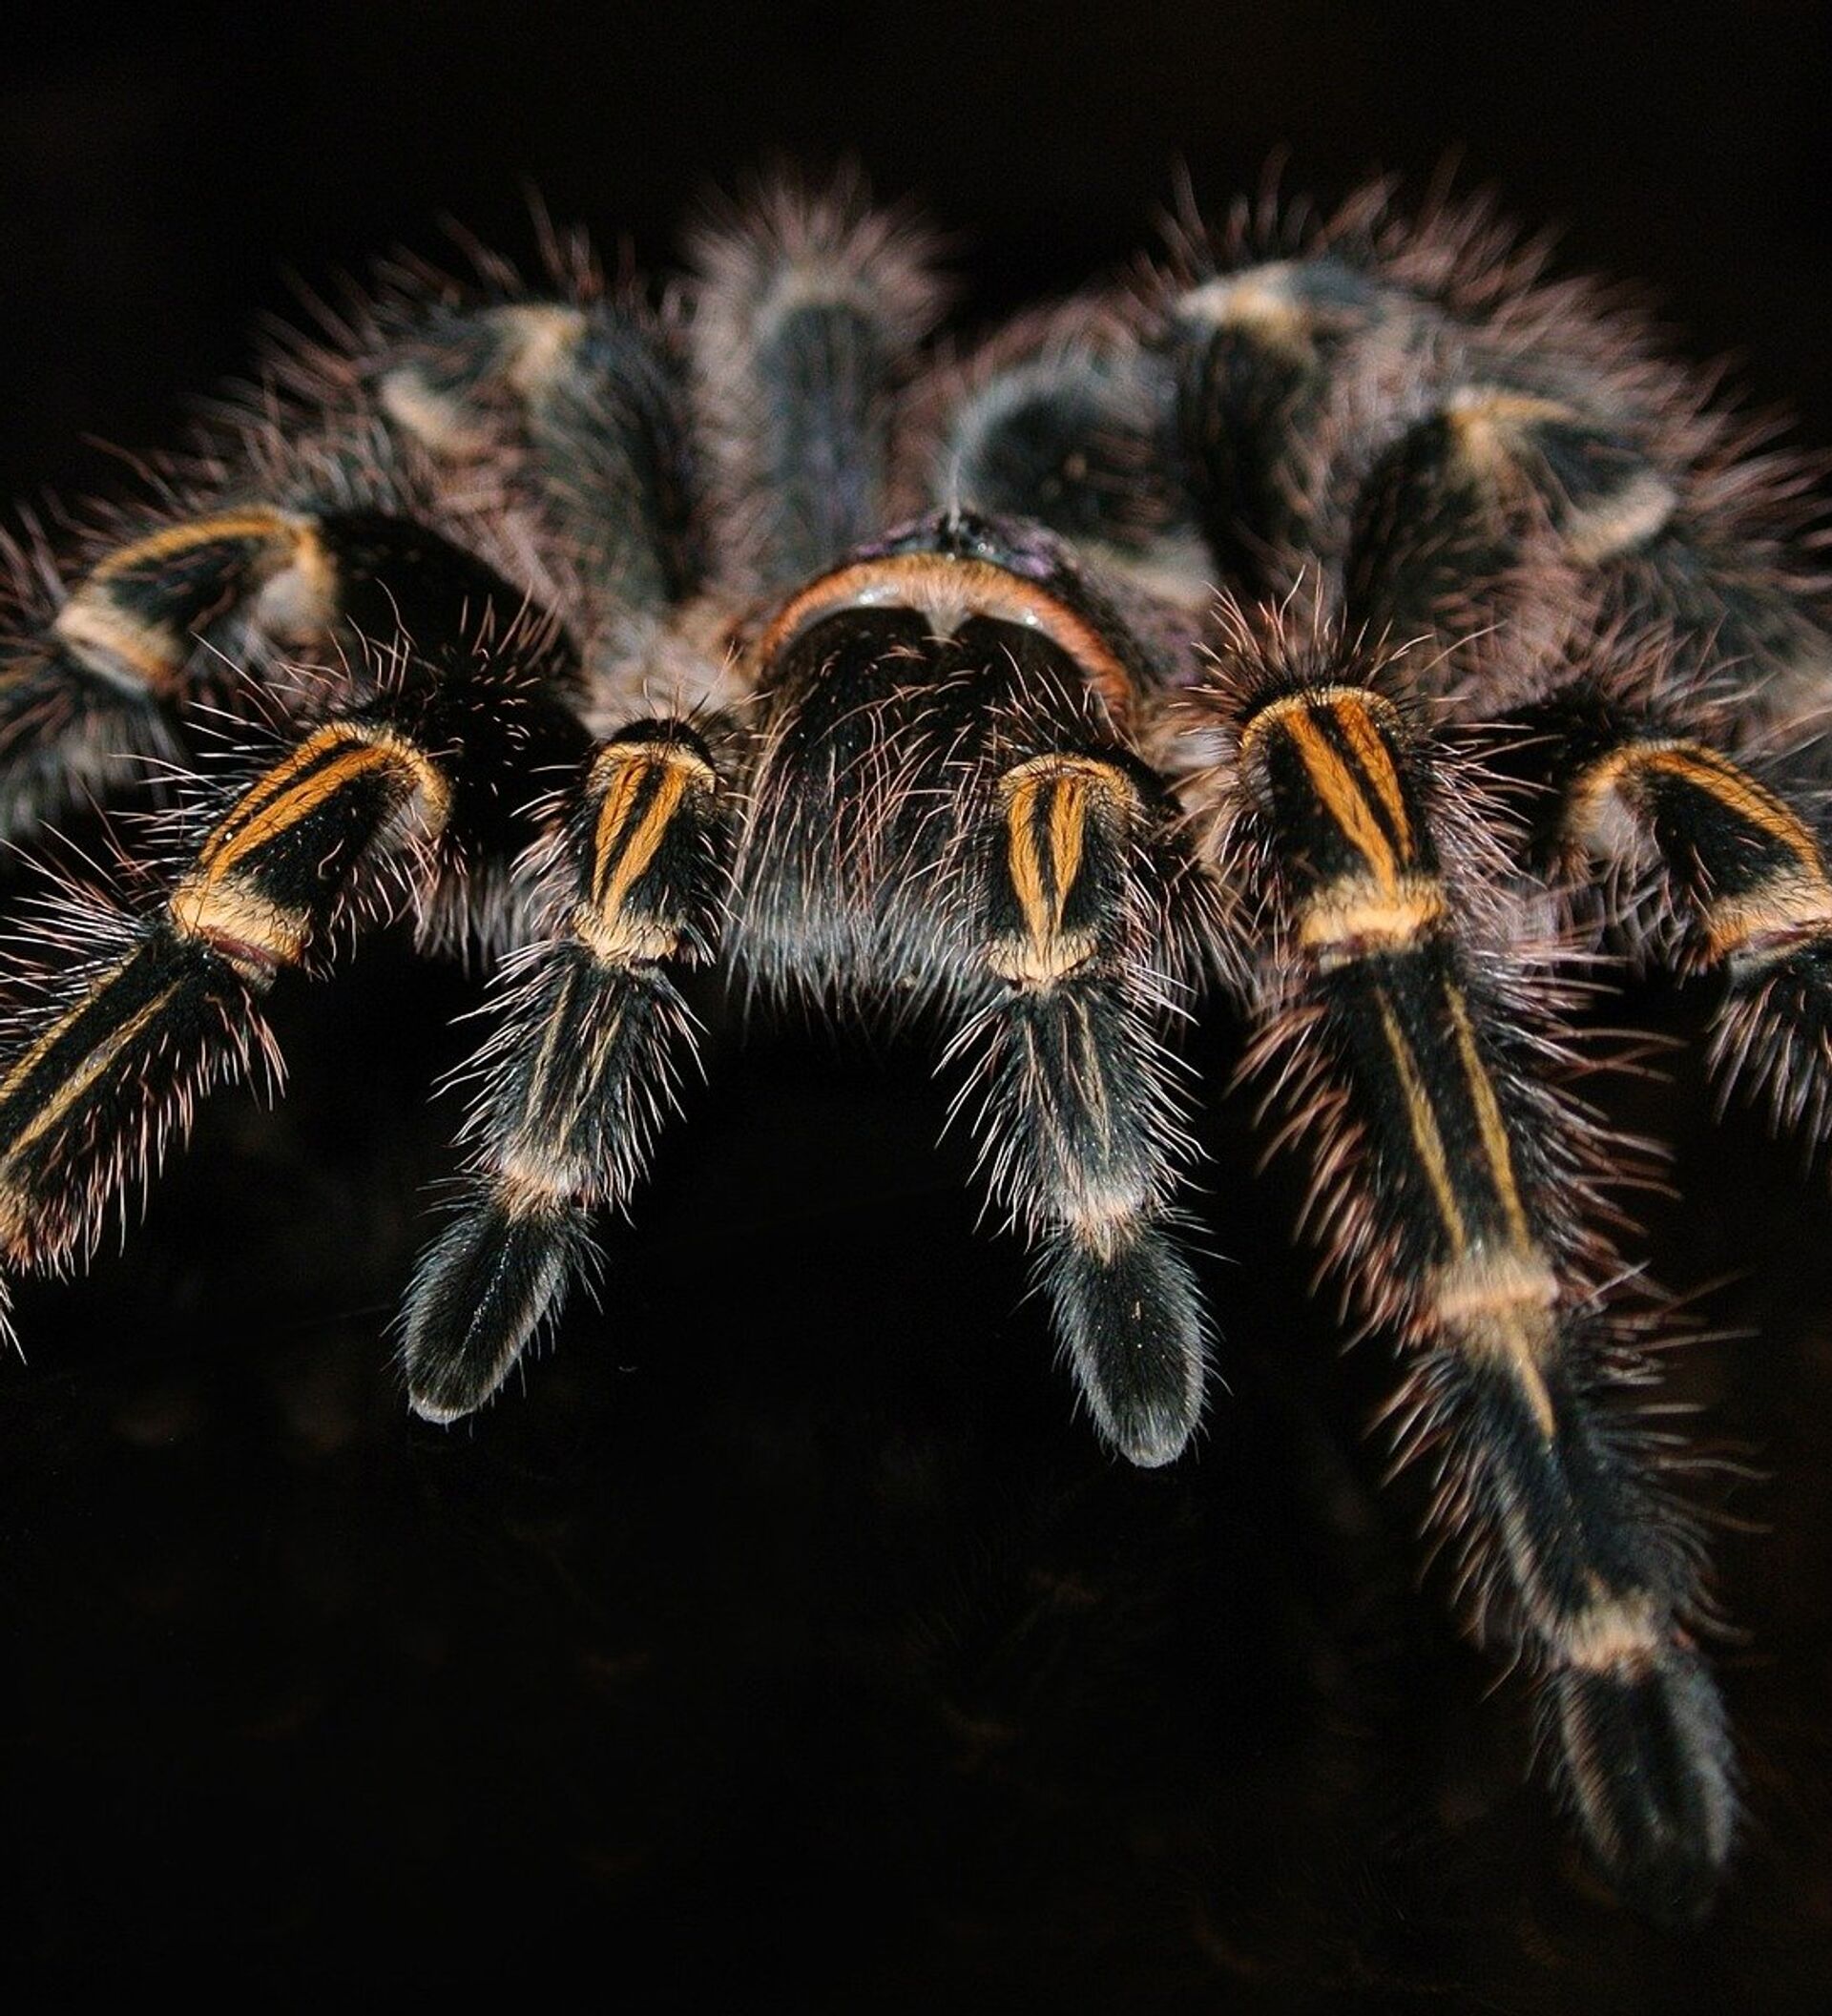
402,713,730,1422
1148,176,1832,738
1176,604,1732,1921
0,580,587,1318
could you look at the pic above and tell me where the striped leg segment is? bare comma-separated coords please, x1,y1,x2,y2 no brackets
952,748,1205,1467
0,707,455,1288
0,600,584,1302
1204,654,1733,1917
0,500,570,838
1,506,337,836
1523,680,1832,1143
402,720,729,1422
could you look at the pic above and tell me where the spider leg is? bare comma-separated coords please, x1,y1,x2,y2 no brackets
401,716,730,1421
318,276,704,622
1156,208,1832,725
392,177,948,1418
734,505,1211,1465
1184,628,1734,1921
1301,286,1832,1154
948,740,1207,1465
0,571,586,1313
0,464,560,842
918,302,1174,565
1501,672,1832,1146
688,171,944,592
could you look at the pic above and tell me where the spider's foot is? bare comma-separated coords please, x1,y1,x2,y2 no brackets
1045,1223,1206,1466
1544,1625,1737,1925
401,1188,594,1423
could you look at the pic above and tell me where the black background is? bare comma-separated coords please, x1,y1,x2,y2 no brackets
2,3,1830,2006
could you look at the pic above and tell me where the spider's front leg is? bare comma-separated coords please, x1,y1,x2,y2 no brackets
949,738,1208,1466
728,513,1213,1466
397,177,950,1415
0,572,587,1322
1183,628,1734,1921
401,715,733,1421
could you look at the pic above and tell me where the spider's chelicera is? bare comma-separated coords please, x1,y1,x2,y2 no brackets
4,173,1825,1923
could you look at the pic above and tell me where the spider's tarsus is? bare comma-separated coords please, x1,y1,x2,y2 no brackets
1544,1634,1737,1926
402,1191,593,1422
1044,1225,1207,1466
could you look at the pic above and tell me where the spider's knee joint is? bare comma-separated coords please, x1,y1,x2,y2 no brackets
1427,1243,1561,1437
167,877,306,987
378,303,593,457
985,752,1143,988
1298,869,1448,966
52,509,336,698
1568,738,1832,967
566,734,722,970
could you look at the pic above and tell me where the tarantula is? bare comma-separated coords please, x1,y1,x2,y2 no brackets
2,170,1825,1927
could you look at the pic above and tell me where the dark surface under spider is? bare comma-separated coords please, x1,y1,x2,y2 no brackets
2,173,1829,1938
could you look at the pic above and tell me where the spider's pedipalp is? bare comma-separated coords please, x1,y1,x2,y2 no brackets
1184,625,1735,1918
402,717,730,1421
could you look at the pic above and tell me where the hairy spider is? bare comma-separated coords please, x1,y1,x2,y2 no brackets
2,170,1824,1926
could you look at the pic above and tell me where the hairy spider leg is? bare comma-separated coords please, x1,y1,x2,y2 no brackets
0,401,545,842
1164,255,1447,605
1158,253,1743,1916
1190,643,1733,1921
736,518,1210,1465
402,719,730,1421
1159,227,1832,735
383,292,723,1423
397,181,948,1416
1500,675,1832,1150
0,556,588,1311
1326,337,1832,1179
688,173,944,595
